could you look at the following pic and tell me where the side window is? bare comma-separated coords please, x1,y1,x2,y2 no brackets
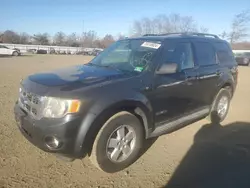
214,42,234,64
194,42,216,66
163,42,194,70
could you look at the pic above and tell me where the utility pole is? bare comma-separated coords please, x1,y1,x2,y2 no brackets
81,20,84,48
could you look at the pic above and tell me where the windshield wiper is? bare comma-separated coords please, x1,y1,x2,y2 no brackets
88,63,135,75
88,63,122,71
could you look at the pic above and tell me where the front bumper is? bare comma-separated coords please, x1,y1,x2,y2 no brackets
14,103,85,159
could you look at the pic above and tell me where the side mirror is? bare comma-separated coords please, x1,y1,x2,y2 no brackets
156,63,178,75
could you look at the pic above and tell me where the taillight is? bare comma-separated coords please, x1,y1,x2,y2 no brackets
231,66,238,83
235,67,238,82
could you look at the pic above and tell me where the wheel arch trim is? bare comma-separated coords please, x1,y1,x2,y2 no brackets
74,99,153,158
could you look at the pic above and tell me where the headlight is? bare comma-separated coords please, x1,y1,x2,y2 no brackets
42,97,81,118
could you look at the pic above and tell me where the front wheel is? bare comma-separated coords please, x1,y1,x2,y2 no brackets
12,51,18,56
208,88,231,124
89,111,144,173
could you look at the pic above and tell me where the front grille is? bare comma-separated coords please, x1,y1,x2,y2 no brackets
18,87,42,119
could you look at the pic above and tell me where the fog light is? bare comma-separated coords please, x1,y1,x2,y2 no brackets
45,136,62,149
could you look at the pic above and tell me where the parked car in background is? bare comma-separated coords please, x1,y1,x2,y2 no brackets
92,49,103,56
13,48,21,56
75,50,86,55
67,50,72,55
49,47,56,54
235,52,250,66
27,49,37,54
36,49,47,54
55,50,66,55
0,45,19,56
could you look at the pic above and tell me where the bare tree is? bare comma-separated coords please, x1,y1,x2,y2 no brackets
153,16,163,34
199,26,209,33
33,33,50,45
101,34,115,48
81,30,97,48
228,10,250,43
66,33,80,47
142,18,152,34
132,14,208,36
117,34,126,40
2,30,20,43
132,21,143,37
219,31,228,39
0,32,3,43
179,16,197,32
93,39,103,48
53,32,66,46
19,32,30,44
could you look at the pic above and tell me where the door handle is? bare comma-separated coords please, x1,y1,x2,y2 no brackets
184,76,195,85
186,76,196,81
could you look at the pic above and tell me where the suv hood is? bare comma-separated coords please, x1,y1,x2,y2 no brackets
28,64,129,87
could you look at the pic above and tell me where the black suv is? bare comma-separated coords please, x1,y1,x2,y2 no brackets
14,32,238,173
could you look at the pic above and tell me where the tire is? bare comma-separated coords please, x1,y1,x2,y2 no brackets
12,51,18,56
208,88,231,124
89,111,144,173
243,58,250,66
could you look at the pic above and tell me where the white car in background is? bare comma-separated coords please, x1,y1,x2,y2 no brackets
0,45,19,56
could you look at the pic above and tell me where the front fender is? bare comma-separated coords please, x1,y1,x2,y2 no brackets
73,91,153,158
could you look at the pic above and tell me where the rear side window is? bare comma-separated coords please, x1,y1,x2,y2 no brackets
194,42,216,66
214,42,234,64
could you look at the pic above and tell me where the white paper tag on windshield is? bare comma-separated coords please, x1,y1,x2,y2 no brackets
141,42,161,49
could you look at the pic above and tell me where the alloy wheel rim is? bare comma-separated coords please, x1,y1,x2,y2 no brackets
106,125,136,163
217,96,229,118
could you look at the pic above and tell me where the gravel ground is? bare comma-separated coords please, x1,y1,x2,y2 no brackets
1,55,250,188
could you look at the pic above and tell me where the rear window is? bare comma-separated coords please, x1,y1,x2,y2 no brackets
214,42,234,64
193,42,216,66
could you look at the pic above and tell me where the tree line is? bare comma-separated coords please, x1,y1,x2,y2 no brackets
0,30,120,48
131,10,250,44
0,10,249,48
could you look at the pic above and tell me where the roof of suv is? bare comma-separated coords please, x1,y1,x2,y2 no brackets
132,32,225,42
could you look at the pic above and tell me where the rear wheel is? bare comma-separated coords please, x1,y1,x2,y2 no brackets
89,111,144,173
208,88,231,124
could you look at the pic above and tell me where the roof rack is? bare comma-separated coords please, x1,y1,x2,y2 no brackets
143,32,219,39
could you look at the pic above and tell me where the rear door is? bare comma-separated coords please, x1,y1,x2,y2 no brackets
151,40,203,124
214,42,238,92
193,41,220,106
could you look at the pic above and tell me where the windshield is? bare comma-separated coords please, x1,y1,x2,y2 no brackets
88,39,162,73
0,45,9,49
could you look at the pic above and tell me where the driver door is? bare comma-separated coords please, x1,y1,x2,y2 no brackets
0,45,7,55
151,41,203,124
